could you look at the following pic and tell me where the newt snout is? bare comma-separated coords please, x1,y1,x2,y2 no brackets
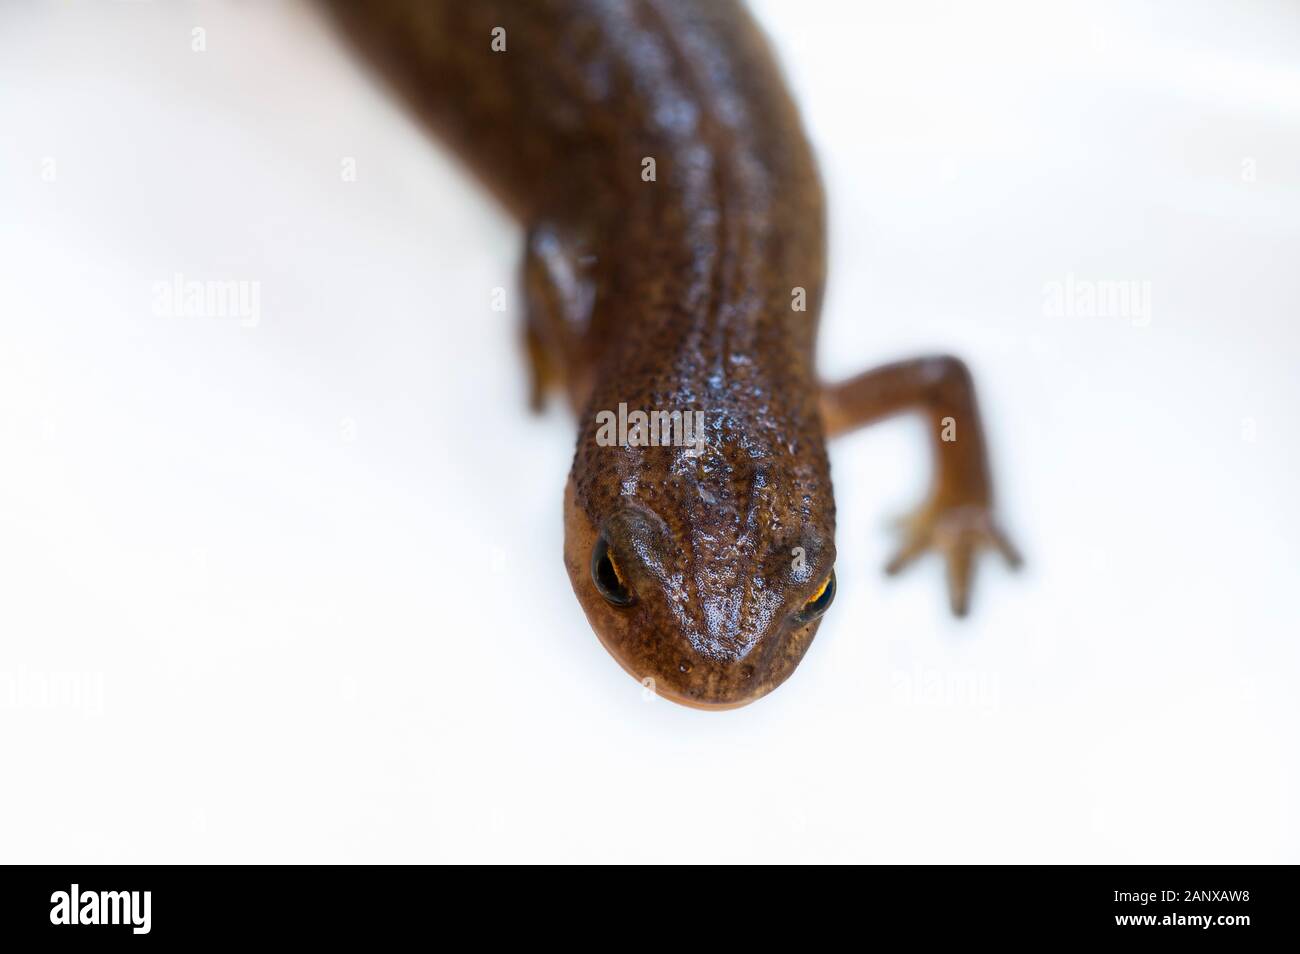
564,467,836,709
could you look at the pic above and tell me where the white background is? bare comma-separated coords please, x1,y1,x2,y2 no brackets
2,0,1297,863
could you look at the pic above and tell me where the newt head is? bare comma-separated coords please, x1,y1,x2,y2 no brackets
563,407,836,709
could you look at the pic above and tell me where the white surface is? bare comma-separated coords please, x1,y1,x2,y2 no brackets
1,0,1297,863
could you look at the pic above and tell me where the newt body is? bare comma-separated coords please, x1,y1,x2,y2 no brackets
321,0,1019,708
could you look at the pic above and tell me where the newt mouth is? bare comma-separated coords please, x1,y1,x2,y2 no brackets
589,624,764,710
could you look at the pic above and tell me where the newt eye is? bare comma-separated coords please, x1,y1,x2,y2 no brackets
798,570,835,622
591,536,634,606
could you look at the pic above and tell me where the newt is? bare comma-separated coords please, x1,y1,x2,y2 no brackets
319,0,1021,709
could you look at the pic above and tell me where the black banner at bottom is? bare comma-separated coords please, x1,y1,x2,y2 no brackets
0,865,1287,943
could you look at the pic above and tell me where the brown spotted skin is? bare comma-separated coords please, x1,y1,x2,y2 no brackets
319,0,1018,708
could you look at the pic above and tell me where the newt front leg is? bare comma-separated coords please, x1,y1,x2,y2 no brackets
820,355,1021,616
